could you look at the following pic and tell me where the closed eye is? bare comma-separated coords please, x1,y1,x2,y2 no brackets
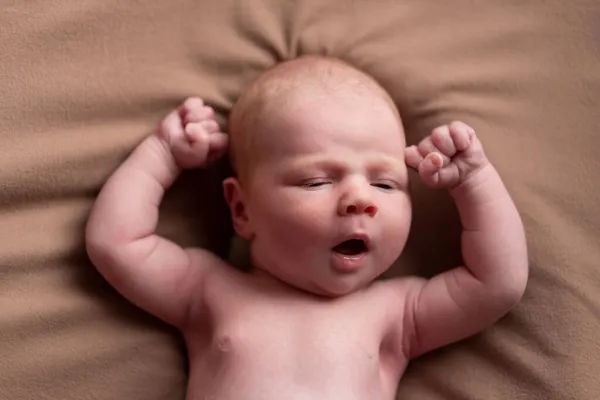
372,183,394,190
303,181,330,188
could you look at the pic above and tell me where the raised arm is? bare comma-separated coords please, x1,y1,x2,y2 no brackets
85,98,228,329
401,121,528,358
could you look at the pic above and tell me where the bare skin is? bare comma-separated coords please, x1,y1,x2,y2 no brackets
86,66,527,399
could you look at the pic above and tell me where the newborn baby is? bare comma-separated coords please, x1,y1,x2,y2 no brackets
86,56,528,400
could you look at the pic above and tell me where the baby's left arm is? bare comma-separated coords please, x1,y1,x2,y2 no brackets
400,122,528,358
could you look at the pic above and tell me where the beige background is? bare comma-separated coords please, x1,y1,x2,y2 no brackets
1,1,599,399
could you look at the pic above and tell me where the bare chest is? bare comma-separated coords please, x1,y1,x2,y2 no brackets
182,274,405,400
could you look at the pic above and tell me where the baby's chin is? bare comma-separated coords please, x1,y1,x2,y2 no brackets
251,255,387,298
292,273,380,298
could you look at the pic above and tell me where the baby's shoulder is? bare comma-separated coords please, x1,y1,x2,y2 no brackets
366,276,424,301
184,248,243,301
186,248,242,287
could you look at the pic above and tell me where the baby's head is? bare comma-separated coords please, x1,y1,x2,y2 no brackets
223,56,412,297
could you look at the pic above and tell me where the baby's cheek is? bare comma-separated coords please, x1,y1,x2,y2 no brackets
272,196,327,223
380,206,411,249
283,213,329,239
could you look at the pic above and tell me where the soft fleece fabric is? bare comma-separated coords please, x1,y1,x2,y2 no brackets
1,1,599,399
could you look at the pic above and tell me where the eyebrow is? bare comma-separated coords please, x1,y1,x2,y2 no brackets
367,158,404,174
285,155,405,175
293,157,345,171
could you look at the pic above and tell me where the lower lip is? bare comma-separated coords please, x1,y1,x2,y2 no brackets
331,251,368,273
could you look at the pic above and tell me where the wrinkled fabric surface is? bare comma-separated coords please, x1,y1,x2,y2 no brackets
1,1,599,399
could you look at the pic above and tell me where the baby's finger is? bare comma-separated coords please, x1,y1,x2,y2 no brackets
199,119,220,134
209,132,229,153
205,133,229,164
417,136,451,166
159,109,184,143
182,97,204,108
171,133,209,169
418,152,444,188
404,145,423,169
417,136,437,157
179,97,204,115
448,121,474,152
436,164,461,188
182,123,211,156
184,122,208,143
183,106,215,125
207,139,228,163
431,125,457,157
179,98,205,123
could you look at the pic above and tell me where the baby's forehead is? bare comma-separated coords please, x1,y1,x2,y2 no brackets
228,56,400,176
234,56,396,128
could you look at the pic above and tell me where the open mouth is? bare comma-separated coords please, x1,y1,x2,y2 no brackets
332,238,368,256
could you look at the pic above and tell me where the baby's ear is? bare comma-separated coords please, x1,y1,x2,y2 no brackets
222,177,253,240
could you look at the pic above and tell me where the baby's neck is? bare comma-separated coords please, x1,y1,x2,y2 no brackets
249,268,309,295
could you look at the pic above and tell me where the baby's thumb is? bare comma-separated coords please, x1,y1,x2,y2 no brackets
418,152,443,187
209,132,229,153
205,133,230,164
171,132,209,169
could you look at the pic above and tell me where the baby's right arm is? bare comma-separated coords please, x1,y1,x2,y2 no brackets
85,98,228,329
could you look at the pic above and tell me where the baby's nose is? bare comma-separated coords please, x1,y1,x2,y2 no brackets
344,202,378,217
338,187,378,217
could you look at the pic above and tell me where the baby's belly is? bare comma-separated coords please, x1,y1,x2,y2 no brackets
185,334,401,400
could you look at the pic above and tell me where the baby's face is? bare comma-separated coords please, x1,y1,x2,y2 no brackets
237,88,411,296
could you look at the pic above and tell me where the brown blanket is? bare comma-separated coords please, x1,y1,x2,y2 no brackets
2,1,599,399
